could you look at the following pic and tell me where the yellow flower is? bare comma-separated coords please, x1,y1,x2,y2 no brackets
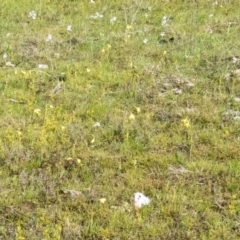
17,130,22,136
126,24,132,30
223,127,229,136
21,70,31,78
135,107,141,113
129,113,135,120
34,109,41,116
76,159,82,164
228,204,236,214
232,194,237,200
99,198,107,203
181,117,191,128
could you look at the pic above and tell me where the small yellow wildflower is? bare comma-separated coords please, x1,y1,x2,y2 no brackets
17,130,22,136
34,109,41,116
232,194,237,200
126,24,132,30
228,204,236,214
223,127,229,136
76,159,82,165
21,70,31,78
135,107,141,113
129,113,135,120
99,198,107,203
17,220,25,240
181,117,191,128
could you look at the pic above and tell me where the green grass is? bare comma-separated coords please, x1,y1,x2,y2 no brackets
1,0,240,239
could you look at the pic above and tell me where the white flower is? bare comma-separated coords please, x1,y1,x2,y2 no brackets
90,0,95,3
213,1,218,6
38,64,48,69
132,159,137,167
5,61,15,67
160,32,165,37
131,192,150,209
186,81,195,87
96,12,103,18
54,53,60,58
90,12,103,19
148,6,152,11
28,11,37,20
110,16,117,23
234,97,240,102
173,88,182,95
232,57,239,63
224,110,240,116
67,25,72,31
209,14,214,18
3,53,8,60
45,34,52,42
93,122,101,127
234,116,240,122
162,16,167,26
185,54,193,59
143,38,148,44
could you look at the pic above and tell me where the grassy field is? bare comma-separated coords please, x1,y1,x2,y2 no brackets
1,0,240,239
